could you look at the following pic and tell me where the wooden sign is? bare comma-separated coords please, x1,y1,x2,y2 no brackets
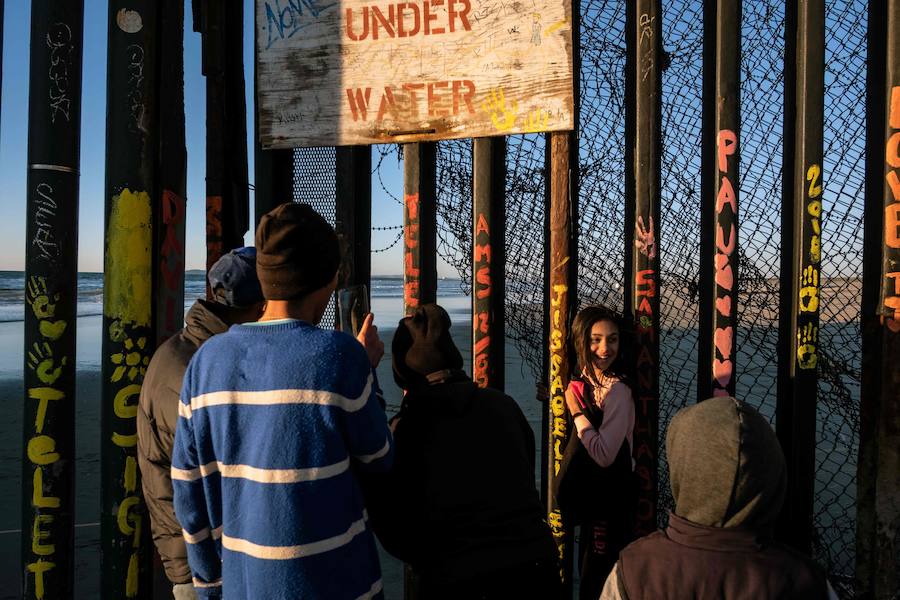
256,0,574,147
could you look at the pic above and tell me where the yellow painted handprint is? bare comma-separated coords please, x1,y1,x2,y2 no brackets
28,342,67,386
799,265,819,313
524,109,551,133
797,323,818,370
26,276,68,340
26,277,56,319
481,88,518,132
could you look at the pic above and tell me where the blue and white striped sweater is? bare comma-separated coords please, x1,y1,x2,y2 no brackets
172,320,393,599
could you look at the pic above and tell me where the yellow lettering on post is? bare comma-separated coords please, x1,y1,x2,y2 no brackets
26,559,55,599
124,456,137,493
126,552,139,597
117,496,143,548
112,432,138,448
31,514,55,556
114,384,141,419
32,468,60,509
27,436,60,466
28,387,65,435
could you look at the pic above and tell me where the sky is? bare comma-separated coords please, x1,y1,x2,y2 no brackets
0,0,449,276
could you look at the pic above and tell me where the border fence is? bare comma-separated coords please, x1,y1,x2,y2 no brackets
14,0,898,598
364,0,870,594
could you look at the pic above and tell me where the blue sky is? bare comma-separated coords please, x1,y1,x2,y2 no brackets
0,0,427,275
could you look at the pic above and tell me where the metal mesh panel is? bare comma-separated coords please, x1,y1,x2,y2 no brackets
293,147,338,326
656,0,704,527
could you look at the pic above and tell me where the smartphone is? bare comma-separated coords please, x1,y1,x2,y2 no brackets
337,284,370,336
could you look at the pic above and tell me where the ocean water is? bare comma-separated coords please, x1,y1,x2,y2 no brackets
0,271,471,377
0,270,470,325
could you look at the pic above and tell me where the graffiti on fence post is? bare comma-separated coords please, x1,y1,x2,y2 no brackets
629,0,661,537
103,187,153,598
23,4,84,597
547,281,568,564
713,129,738,396
471,137,506,391
798,164,823,369
404,192,421,314
883,86,900,331
473,212,492,387
158,190,185,343
25,278,71,600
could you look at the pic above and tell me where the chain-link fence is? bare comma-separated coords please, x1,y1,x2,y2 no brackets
293,147,338,326
419,0,866,594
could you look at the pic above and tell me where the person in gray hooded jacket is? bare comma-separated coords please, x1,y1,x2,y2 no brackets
600,396,837,600
136,248,264,600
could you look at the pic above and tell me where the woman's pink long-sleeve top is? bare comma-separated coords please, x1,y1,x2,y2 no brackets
570,380,635,468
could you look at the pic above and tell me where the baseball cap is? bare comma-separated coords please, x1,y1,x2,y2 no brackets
207,247,264,307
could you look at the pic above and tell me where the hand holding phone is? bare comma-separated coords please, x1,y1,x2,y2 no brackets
338,285,383,367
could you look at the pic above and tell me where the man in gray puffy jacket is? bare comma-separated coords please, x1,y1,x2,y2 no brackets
137,248,264,600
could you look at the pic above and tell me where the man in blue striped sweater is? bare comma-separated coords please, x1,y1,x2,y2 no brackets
173,203,393,599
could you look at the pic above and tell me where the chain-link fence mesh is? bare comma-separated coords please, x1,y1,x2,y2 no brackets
292,147,338,326
414,0,866,594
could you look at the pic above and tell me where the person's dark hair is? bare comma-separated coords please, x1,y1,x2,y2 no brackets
570,305,634,391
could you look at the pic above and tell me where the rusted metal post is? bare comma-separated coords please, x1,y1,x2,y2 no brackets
698,0,741,401
21,2,83,598
472,138,506,391
625,0,661,538
544,0,579,590
155,0,186,346
336,146,373,290
101,2,159,598
403,143,438,316
197,0,250,295
546,130,578,598
776,0,824,553
401,141,437,600
857,0,900,596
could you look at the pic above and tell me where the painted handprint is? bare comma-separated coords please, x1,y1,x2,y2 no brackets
26,276,68,340
481,88,518,132
524,109,550,133
635,215,656,260
26,276,57,319
797,323,818,370
28,342,67,386
799,265,819,313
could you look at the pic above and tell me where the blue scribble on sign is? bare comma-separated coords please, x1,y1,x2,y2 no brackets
264,0,338,49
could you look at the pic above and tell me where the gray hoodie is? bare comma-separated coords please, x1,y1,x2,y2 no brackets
600,397,835,600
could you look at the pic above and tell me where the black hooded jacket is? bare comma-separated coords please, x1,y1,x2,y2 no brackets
362,376,557,585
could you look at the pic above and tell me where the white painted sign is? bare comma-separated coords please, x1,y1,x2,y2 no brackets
256,0,574,147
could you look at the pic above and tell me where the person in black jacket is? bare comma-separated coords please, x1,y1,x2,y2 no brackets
363,303,559,599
